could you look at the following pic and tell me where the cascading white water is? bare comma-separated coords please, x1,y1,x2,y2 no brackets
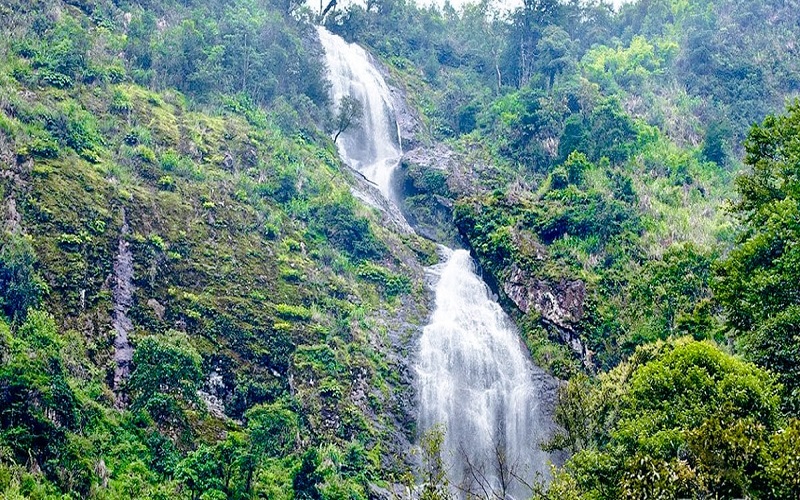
318,27,553,498
418,248,552,497
317,27,402,201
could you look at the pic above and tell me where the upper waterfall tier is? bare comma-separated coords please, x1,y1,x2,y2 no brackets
317,27,403,202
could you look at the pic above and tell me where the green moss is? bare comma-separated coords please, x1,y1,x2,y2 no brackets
274,304,312,321
356,262,411,299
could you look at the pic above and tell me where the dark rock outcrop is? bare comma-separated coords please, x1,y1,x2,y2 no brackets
503,264,592,368
394,148,461,247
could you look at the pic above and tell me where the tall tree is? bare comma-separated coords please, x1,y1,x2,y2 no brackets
714,100,800,412
332,94,363,143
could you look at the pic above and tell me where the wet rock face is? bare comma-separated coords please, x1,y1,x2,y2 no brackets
112,208,135,400
503,264,592,366
389,85,421,150
504,264,586,327
393,153,461,248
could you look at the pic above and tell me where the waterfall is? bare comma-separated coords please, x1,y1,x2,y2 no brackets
318,27,554,498
418,248,552,497
317,27,402,201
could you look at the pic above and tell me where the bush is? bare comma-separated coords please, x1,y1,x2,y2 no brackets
44,104,103,160
311,197,386,261
24,134,59,159
356,262,411,298
110,89,133,115
0,311,79,483
38,69,73,88
274,303,312,321
528,188,640,245
246,401,298,457
0,232,47,321
129,331,203,411
549,339,786,499
157,175,176,191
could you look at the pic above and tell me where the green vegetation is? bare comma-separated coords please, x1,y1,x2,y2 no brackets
1,0,799,497
0,232,47,321
714,102,800,413
527,102,800,498
325,0,800,495
0,0,431,496
542,338,800,499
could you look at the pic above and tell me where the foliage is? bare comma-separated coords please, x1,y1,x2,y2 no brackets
246,401,298,458
547,338,798,499
332,94,363,143
356,262,411,298
128,331,203,411
714,101,800,412
1,0,800,497
0,311,81,492
128,0,329,123
418,426,451,500
0,232,48,321
311,195,387,261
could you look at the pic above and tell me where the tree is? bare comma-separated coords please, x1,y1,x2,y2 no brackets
457,437,534,500
0,311,81,490
546,338,788,499
175,446,225,500
332,94,363,143
713,100,800,412
536,25,574,89
701,120,731,165
418,426,452,500
293,448,324,500
128,331,203,411
0,232,47,322
505,0,563,87
246,401,298,458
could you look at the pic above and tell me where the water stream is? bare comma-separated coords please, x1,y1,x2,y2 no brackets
318,27,553,498
317,27,403,201
112,207,134,404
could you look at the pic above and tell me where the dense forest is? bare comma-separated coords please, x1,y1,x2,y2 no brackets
0,0,799,498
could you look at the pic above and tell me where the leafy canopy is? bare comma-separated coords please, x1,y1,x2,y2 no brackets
714,100,800,411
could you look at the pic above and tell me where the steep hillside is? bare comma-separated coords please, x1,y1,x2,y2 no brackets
2,0,800,498
0,0,436,497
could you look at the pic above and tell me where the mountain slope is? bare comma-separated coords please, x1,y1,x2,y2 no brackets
0,0,436,497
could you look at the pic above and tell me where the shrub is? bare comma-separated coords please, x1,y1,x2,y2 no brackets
274,303,312,321
246,401,298,457
134,145,157,164
0,232,48,321
45,104,103,160
38,69,72,89
110,89,133,115
159,150,181,171
58,233,83,248
129,331,203,411
311,197,385,261
148,234,166,251
157,175,176,191
24,134,59,159
356,262,411,298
